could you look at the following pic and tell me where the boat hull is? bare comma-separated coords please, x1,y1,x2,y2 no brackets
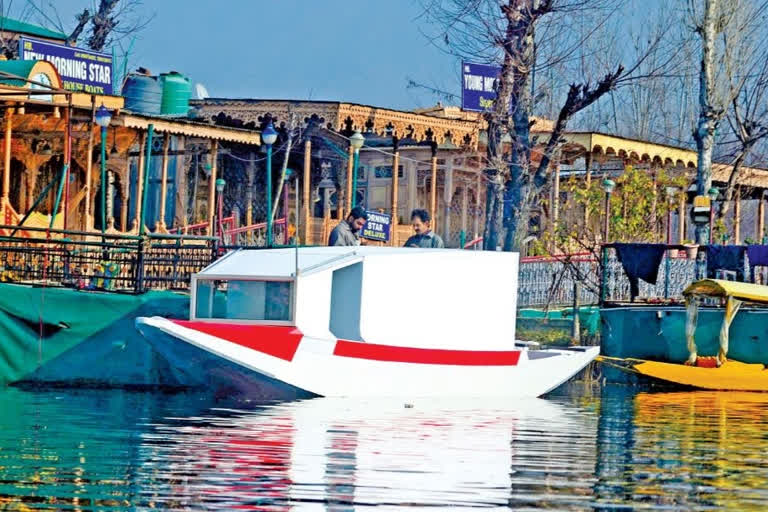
0,282,190,388
626,359,768,392
600,305,768,383
135,317,599,398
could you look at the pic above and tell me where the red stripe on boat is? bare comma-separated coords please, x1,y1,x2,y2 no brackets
172,321,302,361
333,340,521,366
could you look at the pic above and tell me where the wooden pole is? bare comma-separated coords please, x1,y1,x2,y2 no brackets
84,97,95,230
584,152,592,226
345,144,353,219
443,159,453,240
120,159,129,232
758,194,765,243
157,134,170,231
207,140,219,235
173,135,187,229
650,170,658,238
303,139,311,244
62,103,72,229
461,184,469,236
134,131,146,231
139,124,154,236
1,106,12,211
474,171,482,238
678,191,686,244
430,142,438,222
734,186,741,245
391,138,399,246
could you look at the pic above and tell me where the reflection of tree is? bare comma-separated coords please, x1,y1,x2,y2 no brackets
324,427,358,512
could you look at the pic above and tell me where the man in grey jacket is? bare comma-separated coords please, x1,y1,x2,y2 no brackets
404,209,444,248
328,206,368,246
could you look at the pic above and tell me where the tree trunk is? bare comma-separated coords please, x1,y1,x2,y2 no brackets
693,0,721,245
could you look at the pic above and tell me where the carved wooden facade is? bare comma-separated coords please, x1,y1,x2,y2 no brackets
193,99,480,149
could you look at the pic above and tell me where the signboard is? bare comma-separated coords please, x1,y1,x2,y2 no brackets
461,61,501,112
691,195,712,225
20,37,113,95
361,211,391,242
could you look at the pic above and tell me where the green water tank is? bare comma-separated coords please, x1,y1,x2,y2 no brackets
159,71,191,115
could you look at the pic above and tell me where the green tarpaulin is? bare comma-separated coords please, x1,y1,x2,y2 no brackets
0,283,189,386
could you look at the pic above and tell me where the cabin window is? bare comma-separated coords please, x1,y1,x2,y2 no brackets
194,279,293,322
329,262,362,340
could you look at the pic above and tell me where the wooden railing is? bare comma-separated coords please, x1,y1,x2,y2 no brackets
168,216,236,237
223,218,287,247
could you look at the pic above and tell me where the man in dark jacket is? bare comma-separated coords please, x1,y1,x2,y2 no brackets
404,209,444,248
328,206,368,246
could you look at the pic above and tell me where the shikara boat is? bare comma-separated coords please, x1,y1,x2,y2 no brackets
601,279,768,391
136,247,598,399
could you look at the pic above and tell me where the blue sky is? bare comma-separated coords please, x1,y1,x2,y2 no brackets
28,0,459,110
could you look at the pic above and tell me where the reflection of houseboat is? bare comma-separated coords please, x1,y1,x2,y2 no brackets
599,243,768,384
136,247,598,398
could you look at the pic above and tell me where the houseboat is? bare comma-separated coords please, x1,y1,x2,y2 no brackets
136,246,599,398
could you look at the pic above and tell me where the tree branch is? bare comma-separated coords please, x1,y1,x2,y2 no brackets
67,9,91,46
534,65,624,188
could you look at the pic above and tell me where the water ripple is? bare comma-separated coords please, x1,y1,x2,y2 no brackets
1,386,768,510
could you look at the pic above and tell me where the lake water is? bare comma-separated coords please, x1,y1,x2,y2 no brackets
1,383,768,510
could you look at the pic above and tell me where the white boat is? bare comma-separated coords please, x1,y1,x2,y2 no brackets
135,247,598,399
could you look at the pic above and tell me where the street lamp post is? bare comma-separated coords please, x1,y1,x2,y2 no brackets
94,105,112,234
707,187,719,244
262,122,278,246
349,130,365,208
602,178,616,242
216,178,226,241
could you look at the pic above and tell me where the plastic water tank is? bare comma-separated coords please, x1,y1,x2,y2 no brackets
122,73,162,115
160,71,191,115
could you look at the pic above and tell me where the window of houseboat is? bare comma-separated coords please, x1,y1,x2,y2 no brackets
194,279,293,322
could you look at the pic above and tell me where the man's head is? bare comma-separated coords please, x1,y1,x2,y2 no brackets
411,209,431,235
346,206,368,233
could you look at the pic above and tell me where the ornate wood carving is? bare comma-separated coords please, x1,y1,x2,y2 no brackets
194,100,480,149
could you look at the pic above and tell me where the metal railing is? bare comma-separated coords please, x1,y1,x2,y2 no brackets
516,247,701,308
0,225,217,293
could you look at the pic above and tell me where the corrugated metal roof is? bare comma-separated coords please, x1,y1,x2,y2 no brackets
0,17,67,41
0,60,36,87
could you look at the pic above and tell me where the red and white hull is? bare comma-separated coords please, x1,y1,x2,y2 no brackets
136,317,598,399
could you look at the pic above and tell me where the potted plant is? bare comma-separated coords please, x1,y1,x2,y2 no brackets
683,240,698,259
668,246,679,258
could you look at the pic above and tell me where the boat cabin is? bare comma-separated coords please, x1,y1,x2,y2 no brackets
190,246,520,350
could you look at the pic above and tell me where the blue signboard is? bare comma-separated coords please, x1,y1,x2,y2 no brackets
20,37,113,95
461,61,501,112
361,211,391,242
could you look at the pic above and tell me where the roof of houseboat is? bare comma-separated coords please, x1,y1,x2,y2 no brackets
683,279,768,304
199,246,450,278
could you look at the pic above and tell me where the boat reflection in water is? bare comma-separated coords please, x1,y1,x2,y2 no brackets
595,387,768,510
5,387,768,509
136,396,598,510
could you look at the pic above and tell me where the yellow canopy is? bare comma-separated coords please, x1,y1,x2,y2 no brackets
683,279,768,305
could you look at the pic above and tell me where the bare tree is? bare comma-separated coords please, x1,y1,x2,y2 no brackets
687,0,768,244
716,58,768,225
419,0,677,251
15,1,152,52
